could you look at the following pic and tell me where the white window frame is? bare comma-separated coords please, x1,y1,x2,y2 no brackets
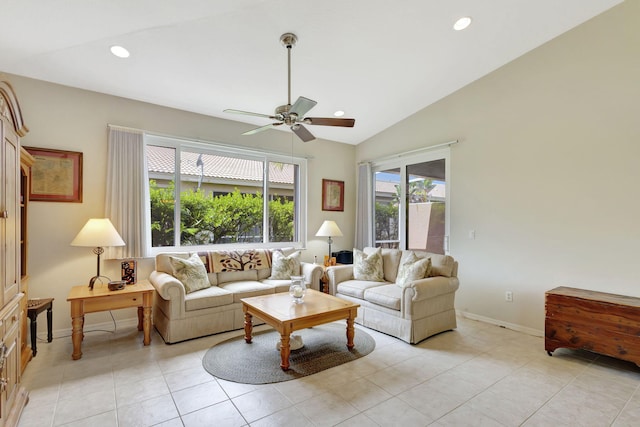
145,134,307,256
371,147,451,253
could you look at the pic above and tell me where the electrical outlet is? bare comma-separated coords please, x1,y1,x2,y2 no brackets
505,291,513,302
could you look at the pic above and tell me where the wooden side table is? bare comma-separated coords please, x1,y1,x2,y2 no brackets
27,298,54,357
66,280,154,360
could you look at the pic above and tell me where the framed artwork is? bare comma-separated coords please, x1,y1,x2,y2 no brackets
322,179,344,211
25,147,83,202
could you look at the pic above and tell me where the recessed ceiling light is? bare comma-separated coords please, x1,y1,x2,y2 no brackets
453,16,472,31
334,110,345,117
110,45,130,58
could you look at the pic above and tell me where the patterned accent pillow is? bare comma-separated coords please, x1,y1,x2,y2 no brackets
395,252,432,287
169,253,211,294
269,251,301,279
353,248,384,281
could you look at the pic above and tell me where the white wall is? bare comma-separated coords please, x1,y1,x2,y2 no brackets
356,1,640,333
5,75,356,333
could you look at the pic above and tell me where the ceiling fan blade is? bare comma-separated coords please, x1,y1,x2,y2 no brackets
224,109,276,120
304,117,355,127
290,96,317,117
291,124,315,142
242,122,282,136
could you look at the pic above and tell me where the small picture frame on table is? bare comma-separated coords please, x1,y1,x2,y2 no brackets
121,260,137,284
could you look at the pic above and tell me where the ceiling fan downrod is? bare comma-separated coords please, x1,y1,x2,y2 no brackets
280,33,297,108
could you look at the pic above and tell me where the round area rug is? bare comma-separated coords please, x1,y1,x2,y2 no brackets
202,323,375,384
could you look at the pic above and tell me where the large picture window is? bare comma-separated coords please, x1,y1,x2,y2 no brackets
145,135,306,253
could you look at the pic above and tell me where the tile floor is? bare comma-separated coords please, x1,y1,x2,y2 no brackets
18,316,640,426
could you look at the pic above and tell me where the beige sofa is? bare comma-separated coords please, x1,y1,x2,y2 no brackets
149,249,323,343
327,247,459,344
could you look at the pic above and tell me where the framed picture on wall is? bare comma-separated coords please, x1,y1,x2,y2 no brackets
322,179,344,211
24,147,83,202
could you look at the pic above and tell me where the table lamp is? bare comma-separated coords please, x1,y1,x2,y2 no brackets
71,218,125,290
315,220,343,258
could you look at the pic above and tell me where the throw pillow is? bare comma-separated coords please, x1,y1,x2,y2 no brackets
169,253,211,294
269,250,301,279
395,252,431,287
353,248,384,281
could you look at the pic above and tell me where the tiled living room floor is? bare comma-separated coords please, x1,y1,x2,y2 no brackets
18,315,640,427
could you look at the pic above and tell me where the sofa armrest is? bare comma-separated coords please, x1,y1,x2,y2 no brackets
301,262,323,291
149,270,186,301
406,276,460,301
327,265,354,295
399,276,459,318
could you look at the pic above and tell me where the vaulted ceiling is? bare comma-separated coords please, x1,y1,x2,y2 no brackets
0,0,622,144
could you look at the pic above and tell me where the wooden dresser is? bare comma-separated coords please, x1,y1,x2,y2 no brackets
545,286,640,366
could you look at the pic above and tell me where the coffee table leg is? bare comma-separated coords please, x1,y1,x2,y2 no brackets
346,317,355,350
244,312,253,343
280,333,291,370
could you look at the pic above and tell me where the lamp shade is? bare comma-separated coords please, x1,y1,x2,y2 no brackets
71,218,125,247
315,220,343,237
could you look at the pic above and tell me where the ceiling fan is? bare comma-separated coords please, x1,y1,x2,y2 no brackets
224,33,355,142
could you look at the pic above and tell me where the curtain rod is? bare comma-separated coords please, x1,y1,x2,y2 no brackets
107,124,144,133
359,139,458,165
107,123,314,160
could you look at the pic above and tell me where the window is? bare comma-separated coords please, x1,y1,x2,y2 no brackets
372,148,449,253
145,135,306,253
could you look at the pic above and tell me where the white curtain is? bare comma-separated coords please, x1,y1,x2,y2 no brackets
355,162,372,249
105,126,148,259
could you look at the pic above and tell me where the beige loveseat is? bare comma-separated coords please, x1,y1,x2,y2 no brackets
149,249,322,343
327,247,459,344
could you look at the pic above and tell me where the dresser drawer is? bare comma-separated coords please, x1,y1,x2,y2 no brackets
2,303,20,337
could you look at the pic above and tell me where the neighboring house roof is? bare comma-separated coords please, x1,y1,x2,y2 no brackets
148,145,445,197
147,145,294,184
375,179,445,199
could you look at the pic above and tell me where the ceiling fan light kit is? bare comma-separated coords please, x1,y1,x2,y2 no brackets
224,33,355,142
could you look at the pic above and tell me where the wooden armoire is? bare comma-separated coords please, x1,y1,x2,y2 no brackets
0,80,30,426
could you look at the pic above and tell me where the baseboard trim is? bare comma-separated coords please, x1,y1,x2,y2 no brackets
456,310,543,337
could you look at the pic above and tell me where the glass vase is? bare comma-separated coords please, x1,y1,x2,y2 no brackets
289,275,306,304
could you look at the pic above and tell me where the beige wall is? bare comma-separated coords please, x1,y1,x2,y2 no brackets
357,1,640,333
6,75,356,332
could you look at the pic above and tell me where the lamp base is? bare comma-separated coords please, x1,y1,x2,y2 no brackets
88,275,113,290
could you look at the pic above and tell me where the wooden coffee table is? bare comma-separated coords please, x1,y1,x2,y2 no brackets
241,289,359,370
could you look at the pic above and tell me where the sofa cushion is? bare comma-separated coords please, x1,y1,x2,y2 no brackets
259,279,293,293
354,248,384,281
403,251,455,278
396,252,432,287
211,249,271,272
184,286,234,311
217,269,258,285
365,247,402,282
364,284,402,311
169,253,211,294
269,250,301,279
219,281,275,303
337,279,388,299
